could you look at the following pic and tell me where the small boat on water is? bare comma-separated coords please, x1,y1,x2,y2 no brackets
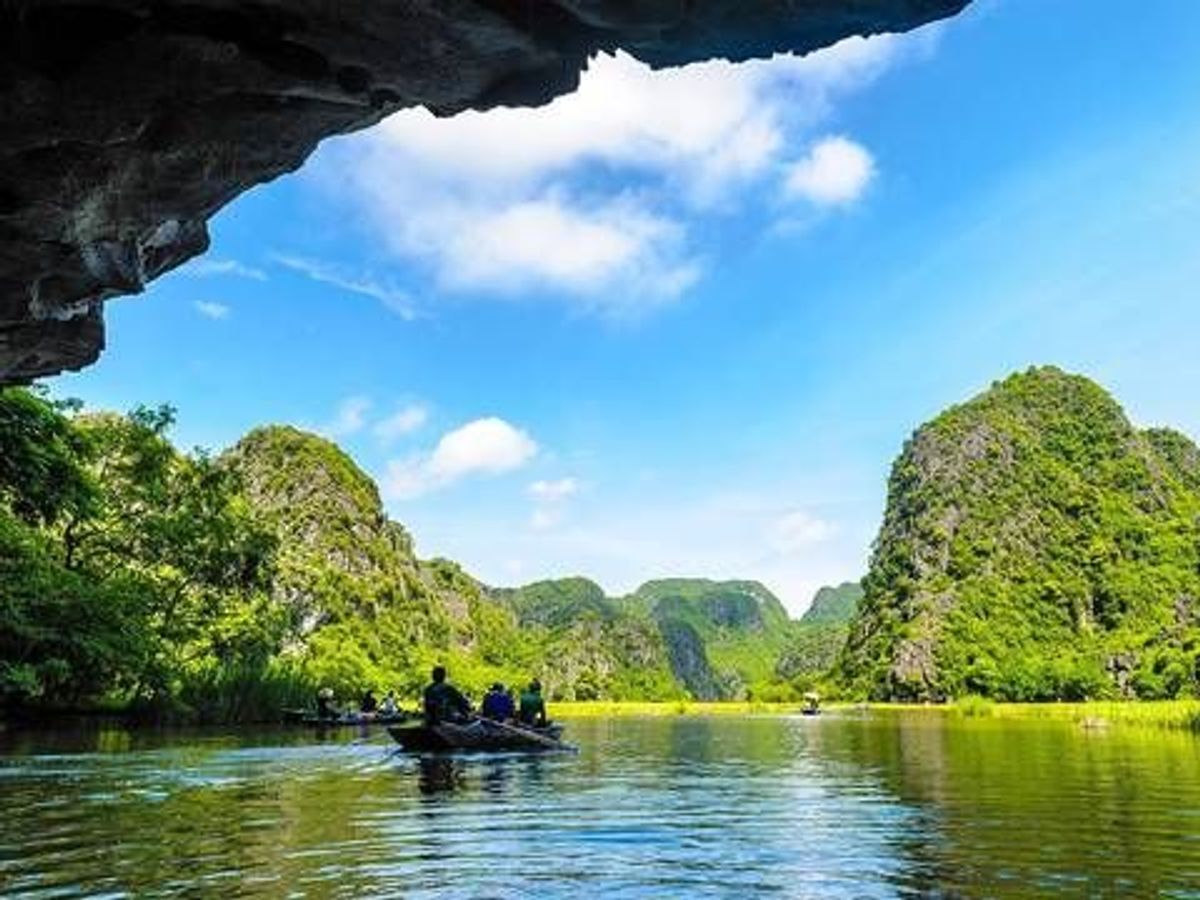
388,718,571,753
801,692,821,716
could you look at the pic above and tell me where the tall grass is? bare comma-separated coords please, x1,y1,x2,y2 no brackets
551,700,801,718
988,700,1200,733
176,662,316,724
951,694,996,717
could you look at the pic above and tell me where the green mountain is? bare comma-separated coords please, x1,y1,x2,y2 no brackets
801,582,864,627
839,367,1200,702
495,577,800,700
775,582,863,685
224,426,530,700
489,577,680,701
627,579,793,699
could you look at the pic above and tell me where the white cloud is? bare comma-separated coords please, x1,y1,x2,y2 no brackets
768,509,836,554
529,478,579,502
321,396,372,438
180,258,267,281
373,404,428,444
384,417,538,499
273,254,417,320
193,300,230,320
784,136,876,206
314,32,928,314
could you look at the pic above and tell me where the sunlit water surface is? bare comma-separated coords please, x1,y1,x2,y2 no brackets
2,713,1200,897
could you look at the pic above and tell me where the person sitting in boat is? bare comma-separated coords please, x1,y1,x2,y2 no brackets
316,687,335,719
423,666,471,724
481,682,516,722
379,690,398,716
518,679,547,728
360,689,378,716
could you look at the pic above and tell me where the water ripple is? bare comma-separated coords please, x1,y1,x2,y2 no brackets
2,715,1200,897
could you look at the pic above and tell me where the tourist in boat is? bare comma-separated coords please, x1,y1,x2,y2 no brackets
360,689,378,716
316,687,335,720
379,690,398,716
481,682,515,722
422,665,471,724
518,679,547,728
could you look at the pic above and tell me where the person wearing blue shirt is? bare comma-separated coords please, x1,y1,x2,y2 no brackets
481,682,515,721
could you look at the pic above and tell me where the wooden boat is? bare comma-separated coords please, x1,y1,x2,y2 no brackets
388,718,570,753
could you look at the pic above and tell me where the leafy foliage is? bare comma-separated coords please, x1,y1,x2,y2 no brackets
0,395,817,717
0,391,280,713
775,582,863,692
839,367,1200,702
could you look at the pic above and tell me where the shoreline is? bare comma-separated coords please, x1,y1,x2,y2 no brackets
550,699,1200,732
5,699,1199,733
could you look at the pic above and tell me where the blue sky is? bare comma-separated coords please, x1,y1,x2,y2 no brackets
52,0,1200,613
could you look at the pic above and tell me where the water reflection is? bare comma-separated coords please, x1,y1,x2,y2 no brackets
2,714,1199,897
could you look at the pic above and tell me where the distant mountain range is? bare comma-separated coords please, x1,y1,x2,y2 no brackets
17,364,1180,712
227,425,856,702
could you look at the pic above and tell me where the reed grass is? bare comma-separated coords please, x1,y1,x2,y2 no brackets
548,698,1200,734
552,700,802,718
984,699,1200,733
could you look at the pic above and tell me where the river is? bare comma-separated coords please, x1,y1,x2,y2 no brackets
2,712,1199,897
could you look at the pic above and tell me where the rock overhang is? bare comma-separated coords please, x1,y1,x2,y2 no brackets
0,0,970,383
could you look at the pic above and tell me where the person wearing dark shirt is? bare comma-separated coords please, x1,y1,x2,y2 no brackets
422,666,471,724
481,682,516,721
316,687,335,719
518,679,547,727
360,689,378,715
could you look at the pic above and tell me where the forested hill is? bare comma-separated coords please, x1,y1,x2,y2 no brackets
770,582,863,688
839,367,1200,702
0,393,847,717
496,577,801,700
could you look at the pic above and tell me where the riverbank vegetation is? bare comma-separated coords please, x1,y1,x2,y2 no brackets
0,389,835,723
7,366,1200,726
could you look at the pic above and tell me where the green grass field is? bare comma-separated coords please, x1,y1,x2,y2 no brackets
549,698,1200,733
551,700,802,718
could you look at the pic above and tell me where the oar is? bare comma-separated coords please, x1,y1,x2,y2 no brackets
476,716,572,751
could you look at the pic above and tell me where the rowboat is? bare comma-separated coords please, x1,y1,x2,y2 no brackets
388,718,571,753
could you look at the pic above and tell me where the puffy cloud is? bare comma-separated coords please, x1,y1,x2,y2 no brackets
312,32,923,314
373,404,428,444
784,136,876,206
321,396,372,438
435,195,700,306
385,417,538,499
193,300,230,320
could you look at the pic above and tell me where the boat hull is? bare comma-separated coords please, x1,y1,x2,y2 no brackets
388,720,567,753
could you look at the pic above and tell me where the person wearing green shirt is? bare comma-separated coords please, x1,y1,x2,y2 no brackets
518,679,547,727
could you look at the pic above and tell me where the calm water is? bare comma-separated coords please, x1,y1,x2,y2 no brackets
2,712,1200,897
